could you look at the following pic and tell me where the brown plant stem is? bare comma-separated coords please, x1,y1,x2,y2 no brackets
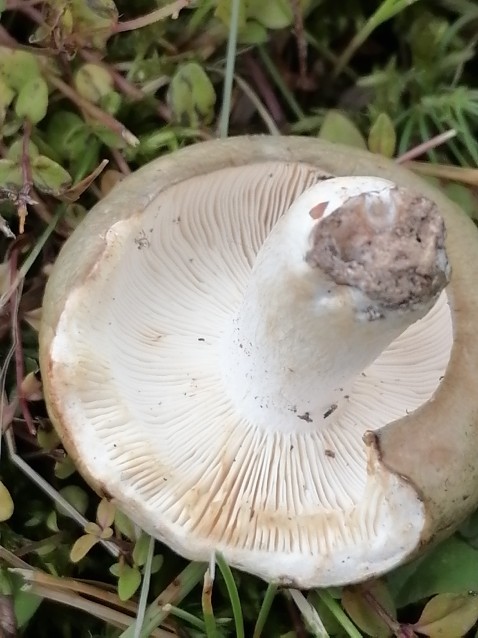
45,73,139,147
244,54,285,125
360,586,402,636
290,0,308,88
110,148,131,176
9,250,36,436
80,50,171,121
18,120,33,234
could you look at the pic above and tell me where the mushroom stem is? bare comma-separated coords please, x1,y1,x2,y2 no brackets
222,177,450,433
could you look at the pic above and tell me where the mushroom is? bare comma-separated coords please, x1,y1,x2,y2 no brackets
39,136,478,588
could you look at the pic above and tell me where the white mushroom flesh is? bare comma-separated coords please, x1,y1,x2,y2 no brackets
49,161,453,587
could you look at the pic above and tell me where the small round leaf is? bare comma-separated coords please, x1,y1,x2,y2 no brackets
168,62,216,128
118,565,142,601
0,158,22,189
368,113,397,158
84,521,102,536
319,110,367,149
0,48,40,91
74,64,113,103
15,77,49,124
114,509,136,540
54,455,76,480
414,593,478,638
97,498,116,529
70,534,99,563
342,581,396,638
0,481,14,521
31,155,72,195
57,485,89,517
132,533,152,567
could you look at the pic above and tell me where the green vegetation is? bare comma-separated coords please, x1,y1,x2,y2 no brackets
1,0,478,636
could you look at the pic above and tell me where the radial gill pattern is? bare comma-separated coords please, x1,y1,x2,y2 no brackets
50,161,453,585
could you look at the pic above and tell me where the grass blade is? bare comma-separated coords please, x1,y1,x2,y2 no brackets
215,553,244,638
202,568,218,637
120,562,206,638
218,0,241,137
253,582,278,638
133,535,155,638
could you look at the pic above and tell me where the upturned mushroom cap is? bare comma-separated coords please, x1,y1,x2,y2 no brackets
39,136,478,588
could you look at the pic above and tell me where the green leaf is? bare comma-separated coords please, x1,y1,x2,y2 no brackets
0,158,22,189
118,564,142,601
0,48,40,91
319,110,367,149
150,554,164,574
368,112,396,158
47,111,93,161
0,77,14,123
168,62,216,128
442,183,478,220
14,589,42,628
0,568,12,595
110,562,121,577
215,0,247,29
97,498,116,529
414,593,478,638
70,533,99,563
31,155,72,195
46,510,59,532
7,139,39,162
70,0,118,49
238,20,268,45
114,509,136,540
100,526,113,540
0,481,14,521
248,0,294,29
37,428,60,451
35,541,56,557
54,455,76,480
56,485,89,518
15,77,49,124
100,90,122,116
132,533,153,567
89,122,126,149
342,581,395,638
388,537,478,608
84,521,102,536
74,64,113,103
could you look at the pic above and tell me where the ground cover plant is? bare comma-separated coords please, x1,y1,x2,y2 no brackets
2,0,478,636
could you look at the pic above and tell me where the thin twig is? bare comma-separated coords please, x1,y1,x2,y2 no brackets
114,1,191,34
396,129,457,163
244,54,285,125
4,429,120,558
361,587,401,635
111,148,131,176
46,73,139,147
